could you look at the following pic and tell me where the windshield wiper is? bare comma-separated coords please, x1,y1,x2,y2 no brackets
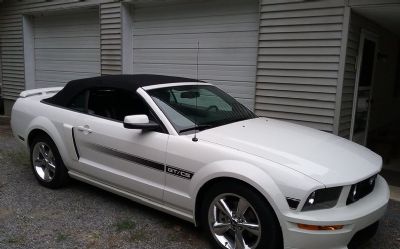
179,124,213,134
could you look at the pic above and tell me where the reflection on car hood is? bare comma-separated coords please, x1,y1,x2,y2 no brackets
198,118,381,186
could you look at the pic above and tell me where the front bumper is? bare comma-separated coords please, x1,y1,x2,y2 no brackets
281,175,389,249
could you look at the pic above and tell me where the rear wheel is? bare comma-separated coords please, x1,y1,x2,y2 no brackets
201,182,282,249
30,135,69,188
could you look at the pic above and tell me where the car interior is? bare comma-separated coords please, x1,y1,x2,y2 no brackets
150,87,248,126
68,88,154,122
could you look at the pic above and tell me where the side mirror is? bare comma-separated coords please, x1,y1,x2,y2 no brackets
123,115,160,130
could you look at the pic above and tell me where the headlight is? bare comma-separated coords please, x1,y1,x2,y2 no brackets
302,187,342,211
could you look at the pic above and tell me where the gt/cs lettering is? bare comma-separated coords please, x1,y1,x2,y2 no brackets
166,166,193,180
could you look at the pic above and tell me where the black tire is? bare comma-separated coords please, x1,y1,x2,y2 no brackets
200,181,282,249
30,134,69,188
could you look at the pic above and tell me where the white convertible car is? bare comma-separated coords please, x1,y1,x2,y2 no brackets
11,75,389,249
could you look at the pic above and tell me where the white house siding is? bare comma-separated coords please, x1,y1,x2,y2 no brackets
131,0,259,109
256,0,347,132
0,0,358,133
33,9,100,88
0,0,122,102
100,2,122,75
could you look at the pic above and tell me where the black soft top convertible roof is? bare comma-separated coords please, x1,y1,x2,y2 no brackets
45,74,201,106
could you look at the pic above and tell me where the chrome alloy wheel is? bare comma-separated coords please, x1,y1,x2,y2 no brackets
32,142,56,182
208,193,261,249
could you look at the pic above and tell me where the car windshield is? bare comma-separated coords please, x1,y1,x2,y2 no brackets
147,85,257,134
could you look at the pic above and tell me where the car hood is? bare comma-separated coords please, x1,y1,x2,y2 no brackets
198,118,382,187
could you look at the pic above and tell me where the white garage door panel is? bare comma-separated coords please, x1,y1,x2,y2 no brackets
133,0,259,109
35,37,100,49
35,49,100,62
134,14,259,31
133,32,258,49
133,48,257,66
133,0,257,20
133,64,255,82
35,61,100,73
134,21,258,36
34,9,100,88
35,71,99,88
35,26,99,38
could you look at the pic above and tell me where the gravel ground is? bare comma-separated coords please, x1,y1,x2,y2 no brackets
0,130,399,249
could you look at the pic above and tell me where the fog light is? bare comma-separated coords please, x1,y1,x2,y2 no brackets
297,224,344,231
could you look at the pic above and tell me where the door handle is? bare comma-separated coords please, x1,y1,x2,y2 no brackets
76,125,92,134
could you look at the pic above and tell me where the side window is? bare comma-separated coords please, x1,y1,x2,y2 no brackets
87,88,152,122
68,90,88,113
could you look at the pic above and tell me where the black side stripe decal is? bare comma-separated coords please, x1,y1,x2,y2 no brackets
71,128,80,159
86,143,194,180
166,166,194,180
88,143,164,172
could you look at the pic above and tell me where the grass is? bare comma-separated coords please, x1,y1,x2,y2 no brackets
112,218,152,243
0,149,29,167
7,236,24,244
129,229,147,242
114,219,136,232
161,220,174,229
56,233,68,242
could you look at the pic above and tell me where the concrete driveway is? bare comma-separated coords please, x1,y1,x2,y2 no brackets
0,129,399,249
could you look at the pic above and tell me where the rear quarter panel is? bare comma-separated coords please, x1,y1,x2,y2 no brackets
11,95,77,168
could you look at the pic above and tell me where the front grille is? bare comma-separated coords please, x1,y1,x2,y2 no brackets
346,175,377,205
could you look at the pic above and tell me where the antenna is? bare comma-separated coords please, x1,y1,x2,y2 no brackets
196,40,199,80
192,41,200,142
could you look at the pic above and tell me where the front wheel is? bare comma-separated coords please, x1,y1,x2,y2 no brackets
30,134,69,188
201,182,282,249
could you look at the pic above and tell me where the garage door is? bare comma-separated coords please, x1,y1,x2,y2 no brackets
34,9,100,88
132,0,259,109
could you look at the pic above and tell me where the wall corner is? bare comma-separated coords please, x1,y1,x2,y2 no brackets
333,6,351,135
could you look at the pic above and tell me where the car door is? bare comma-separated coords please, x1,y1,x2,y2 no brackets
73,88,168,201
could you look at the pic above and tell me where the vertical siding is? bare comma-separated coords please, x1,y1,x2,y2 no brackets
0,0,121,100
100,2,122,75
256,0,346,132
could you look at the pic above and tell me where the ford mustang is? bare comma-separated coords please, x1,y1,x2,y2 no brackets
11,74,389,249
